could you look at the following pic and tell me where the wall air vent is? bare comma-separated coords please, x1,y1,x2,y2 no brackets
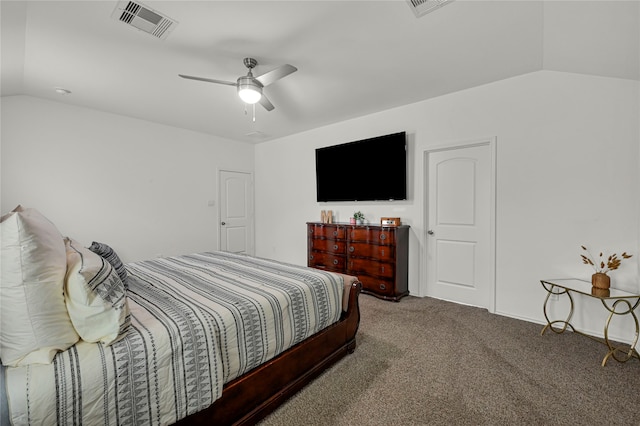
406,0,454,18
111,1,177,40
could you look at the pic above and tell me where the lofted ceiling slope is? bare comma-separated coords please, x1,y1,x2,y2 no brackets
1,1,638,143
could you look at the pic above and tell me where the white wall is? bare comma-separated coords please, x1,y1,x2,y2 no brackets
255,70,639,344
1,95,254,262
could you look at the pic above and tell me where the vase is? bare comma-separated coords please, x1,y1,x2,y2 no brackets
349,218,356,225
591,272,610,290
591,287,610,298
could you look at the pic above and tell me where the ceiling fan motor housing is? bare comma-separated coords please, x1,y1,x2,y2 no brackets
237,76,263,90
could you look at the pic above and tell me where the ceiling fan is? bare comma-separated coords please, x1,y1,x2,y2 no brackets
179,58,297,111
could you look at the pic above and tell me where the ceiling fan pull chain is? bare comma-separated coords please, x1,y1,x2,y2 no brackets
253,103,256,122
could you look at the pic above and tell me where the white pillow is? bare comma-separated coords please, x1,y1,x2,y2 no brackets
0,205,79,366
64,238,130,344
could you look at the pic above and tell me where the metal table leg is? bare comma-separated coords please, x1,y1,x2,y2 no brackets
600,298,640,366
541,282,575,335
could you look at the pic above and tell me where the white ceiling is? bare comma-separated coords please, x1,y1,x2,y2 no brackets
1,1,638,143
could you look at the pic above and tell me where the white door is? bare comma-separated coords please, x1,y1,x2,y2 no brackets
219,170,254,255
425,142,494,310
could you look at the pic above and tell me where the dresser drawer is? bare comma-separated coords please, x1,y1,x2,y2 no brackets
358,275,395,297
311,239,346,254
308,224,346,239
348,258,394,279
308,251,345,271
349,227,396,244
348,242,394,261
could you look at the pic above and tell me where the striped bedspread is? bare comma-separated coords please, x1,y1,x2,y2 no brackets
5,251,345,425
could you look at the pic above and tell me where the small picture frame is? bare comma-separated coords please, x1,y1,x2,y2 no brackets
380,217,401,226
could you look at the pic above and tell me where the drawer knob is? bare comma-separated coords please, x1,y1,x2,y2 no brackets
379,283,386,290
380,234,386,240
309,255,314,260
333,259,339,265
333,231,338,236
333,244,338,250
349,246,355,253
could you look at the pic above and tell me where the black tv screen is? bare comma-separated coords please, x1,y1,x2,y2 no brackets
315,132,407,202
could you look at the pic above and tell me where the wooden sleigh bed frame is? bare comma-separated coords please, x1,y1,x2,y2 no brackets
176,280,362,426
2,207,362,426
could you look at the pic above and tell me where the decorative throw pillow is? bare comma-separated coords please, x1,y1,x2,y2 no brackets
88,241,129,289
0,205,79,367
65,238,131,345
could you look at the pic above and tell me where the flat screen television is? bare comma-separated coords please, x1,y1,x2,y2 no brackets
315,131,407,202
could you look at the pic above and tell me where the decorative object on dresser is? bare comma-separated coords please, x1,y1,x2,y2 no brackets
380,217,401,226
307,222,409,301
320,210,333,223
352,211,365,225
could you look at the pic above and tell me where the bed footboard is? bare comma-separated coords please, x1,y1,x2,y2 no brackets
176,280,362,426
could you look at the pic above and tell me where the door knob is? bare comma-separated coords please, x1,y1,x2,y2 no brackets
427,230,434,235
221,222,226,225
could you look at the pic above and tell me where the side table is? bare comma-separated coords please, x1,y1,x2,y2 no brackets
540,278,640,366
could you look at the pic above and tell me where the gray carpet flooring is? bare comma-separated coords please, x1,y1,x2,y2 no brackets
259,294,640,425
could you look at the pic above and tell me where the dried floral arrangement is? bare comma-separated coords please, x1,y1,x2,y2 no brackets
580,246,633,274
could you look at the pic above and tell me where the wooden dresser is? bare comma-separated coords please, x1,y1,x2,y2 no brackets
307,222,409,301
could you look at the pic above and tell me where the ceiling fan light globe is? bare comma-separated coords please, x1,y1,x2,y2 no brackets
238,87,262,104
237,77,263,104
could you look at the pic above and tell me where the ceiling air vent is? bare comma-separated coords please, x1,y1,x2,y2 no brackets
112,1,177,40
406,0,454,18
245,131,269,141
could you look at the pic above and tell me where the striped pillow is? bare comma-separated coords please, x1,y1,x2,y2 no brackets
88,241,128,289
65,238,130,345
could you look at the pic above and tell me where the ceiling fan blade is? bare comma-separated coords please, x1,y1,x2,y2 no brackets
254,64,297,87
258,94,275,111
178,74,236,86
